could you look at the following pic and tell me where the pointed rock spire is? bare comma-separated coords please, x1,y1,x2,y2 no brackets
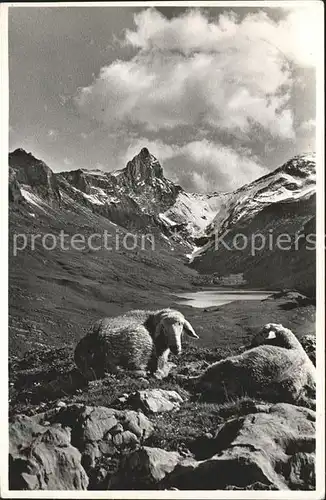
124,148,164,183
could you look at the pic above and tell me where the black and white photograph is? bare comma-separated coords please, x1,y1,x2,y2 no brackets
1,1,324,496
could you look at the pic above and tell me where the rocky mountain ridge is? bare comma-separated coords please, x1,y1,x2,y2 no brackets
59,147,181,215
9,147,225,244
9,148,316,295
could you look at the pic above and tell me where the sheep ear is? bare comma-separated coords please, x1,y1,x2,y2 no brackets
183,320,199,338
267,330,276,339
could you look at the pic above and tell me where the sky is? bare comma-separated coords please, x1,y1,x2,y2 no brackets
9,4,321,193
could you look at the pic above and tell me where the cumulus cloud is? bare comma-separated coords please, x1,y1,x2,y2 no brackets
125,7,321,67
75,7,319,140
278,5,322,67
123,138,268,192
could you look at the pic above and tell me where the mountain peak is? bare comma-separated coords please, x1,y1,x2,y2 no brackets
277,153,316,180
9,147,61,206
10,148,48,168
11,148,33,158
139,147,150,157
125,148,164,182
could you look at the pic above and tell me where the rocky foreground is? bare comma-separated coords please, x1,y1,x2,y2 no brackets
10,398,315,491
9,325,316,491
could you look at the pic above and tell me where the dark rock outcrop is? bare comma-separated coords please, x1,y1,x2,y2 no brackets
112,148,182,215
54,148,186,239
9,414,89,490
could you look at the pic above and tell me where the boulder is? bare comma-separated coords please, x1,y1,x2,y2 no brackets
111,446,186,489
9,404,155,490
161,403,315,490
9,415,88,490
164,449,288,490
128,389,185,414
44,404,154,470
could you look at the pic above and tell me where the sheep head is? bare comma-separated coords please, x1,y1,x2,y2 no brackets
153,309,198,355
251,323,301,350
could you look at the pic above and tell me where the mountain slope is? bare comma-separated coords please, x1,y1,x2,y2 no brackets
191,153,316,296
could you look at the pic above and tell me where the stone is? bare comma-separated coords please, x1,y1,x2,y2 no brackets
121,410,154,439
109,423,124,436
138,377,150,386
128,389,185,414
9,415,88,490
10,403,155,489
44,404,154,471
111,446,185,489
161,403,316,490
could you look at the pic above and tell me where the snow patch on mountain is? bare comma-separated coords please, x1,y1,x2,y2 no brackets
20,188,49,213
82,193,106,206
163,192,229,237
158,213,177,227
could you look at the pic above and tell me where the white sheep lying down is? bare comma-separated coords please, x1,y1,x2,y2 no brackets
190,323,316,408
74,308,198,380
